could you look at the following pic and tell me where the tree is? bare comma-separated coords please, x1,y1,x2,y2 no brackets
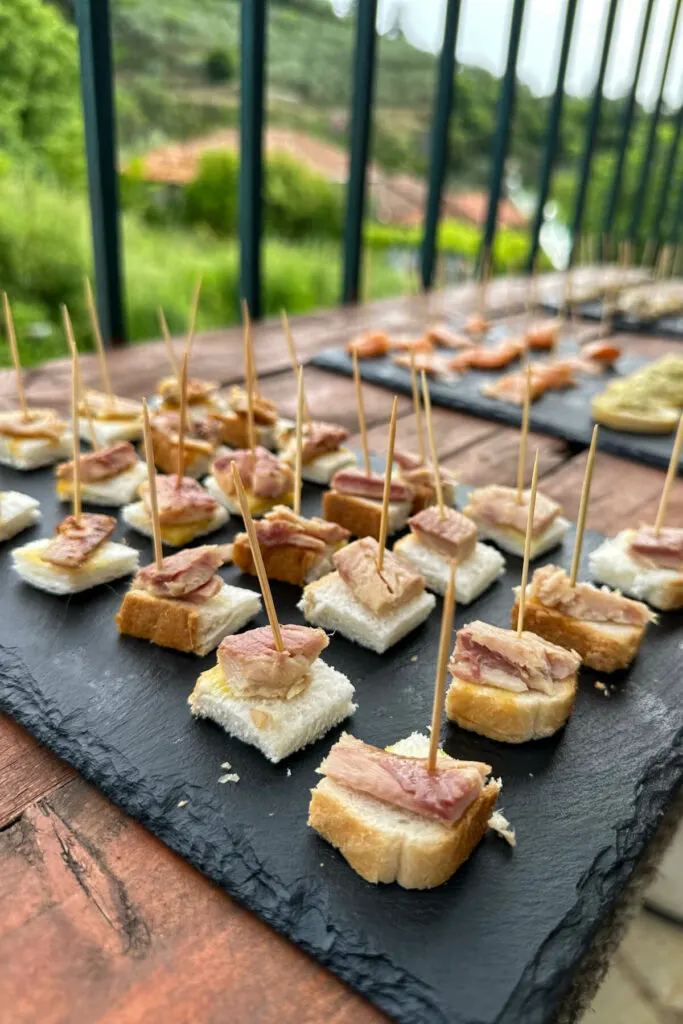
204,47,237,85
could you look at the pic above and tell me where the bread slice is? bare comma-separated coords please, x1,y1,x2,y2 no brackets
393,534,505,603
0,491,40,541
116,582,261,655
78,417,142,447
298,570,436,653
12,538,139,595
150,430,215,480
189,658,357,763
0,433,73,471
322,490,411,540
56,461,148,507
232,532,338,587
589,530,683,611
308,732,500,889
445,672,577,743
300,449,357,485
121,500,229,547
210,412,277,450
472,515,570,559
510,595,646,672
204,475,293,519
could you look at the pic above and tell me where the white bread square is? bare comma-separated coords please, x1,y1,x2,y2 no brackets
121,500,228,547
189,658,357,762
57,460,148,507
78,417,142,446
12,538,139,595
392,534,505,603
0,432,73,471
0,491,40,541
446,673,577,744
203,475,291,519
117,582,261,655
473,515,570,559
308,732,500,889
589,531,683,611
298,570,436,653
300,449,357,485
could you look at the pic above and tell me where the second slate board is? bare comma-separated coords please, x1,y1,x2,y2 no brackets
0,465,681,1024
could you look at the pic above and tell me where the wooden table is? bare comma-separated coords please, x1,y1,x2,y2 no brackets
1,284,681,1023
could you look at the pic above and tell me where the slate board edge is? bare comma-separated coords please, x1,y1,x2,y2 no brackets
541,299,683,341
2,638,682,1024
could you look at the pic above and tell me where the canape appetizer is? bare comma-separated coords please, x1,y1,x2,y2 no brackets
78,389,143,446
150,410,223,479
157,375,222,417
205,448,294,518
56,441,147,506
189,462,356,762
0,408,71,470
590,415,683,610
323,466,412,539
464,486,569,558
447,452,580,742
209,385,279,449
309,565,506,888
525,317,561,350
346,330,390,359
278,419,355,484
0,491,40,541
123,474,228,547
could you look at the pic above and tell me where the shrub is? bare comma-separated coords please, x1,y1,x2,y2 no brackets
183,149,240,236
204,47,238,84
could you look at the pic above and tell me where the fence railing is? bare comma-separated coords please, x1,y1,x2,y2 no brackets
75,0,683,345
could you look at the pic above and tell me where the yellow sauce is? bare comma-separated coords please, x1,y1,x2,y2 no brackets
159,518,214,546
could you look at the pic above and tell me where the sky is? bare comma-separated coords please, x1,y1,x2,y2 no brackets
331,0,683,109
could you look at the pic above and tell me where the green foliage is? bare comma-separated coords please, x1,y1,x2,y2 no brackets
364,219,537,272
264,152,343,239
204,47,237,85
183,149,239,235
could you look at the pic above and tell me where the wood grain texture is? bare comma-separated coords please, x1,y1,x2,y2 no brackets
1,281,681,1024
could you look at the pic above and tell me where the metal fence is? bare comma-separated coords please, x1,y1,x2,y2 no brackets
75,0,683,344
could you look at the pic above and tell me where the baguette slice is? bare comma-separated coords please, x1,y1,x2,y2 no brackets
232,531,338,587
445,672,577,744
322,490,410,540
510,595,646,672
12,538,139,595
116,582,261,656
121,500,229,547
56,461,148,507
204,475,293,519
0,491,40,541
589,530,683,611
78,417,142,446
308,732,500,889
0,432,73,471
393,534,505,603
298,570,436,654
471,514,570,559
189,658,357,763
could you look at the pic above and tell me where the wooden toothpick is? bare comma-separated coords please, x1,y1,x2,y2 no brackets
176,351,189,487
70,349,82,525
641,239,655,269
61,304,99,451
516,361,532,504
241,297,261,398
294,365,305,516
3,292,29,421
654,413,683,535
516,449,540,637
421,370,445,517
478,247,490,320
231,461,284,650
428,560,456,772
409,349,426,465
158,307,180,378
569,424,599,586
281,309,311,423
377,396,399,571
141,398,163,569
243,306,256,455
352,350,371,476
85,278,113,405
184,277,202,360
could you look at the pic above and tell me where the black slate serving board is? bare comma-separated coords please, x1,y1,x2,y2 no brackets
0,465,681,1024
311,339,683,471
542,295,683,340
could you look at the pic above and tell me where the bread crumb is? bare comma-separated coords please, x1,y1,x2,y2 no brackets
410,655,418,663
221,761,232,770
594,681,610,697
286,767,292,777
177,799,188,808
218,773,240,784
488,810,516,847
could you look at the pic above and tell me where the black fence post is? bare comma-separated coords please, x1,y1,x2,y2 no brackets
421,0,462,291
342,0,379,304
75,0,125,345
653,102,683,240
240,0,267,319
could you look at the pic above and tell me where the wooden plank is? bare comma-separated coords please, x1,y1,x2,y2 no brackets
442,426,569,488
0,779,386,1024
0,716,74,829
358,404,499,462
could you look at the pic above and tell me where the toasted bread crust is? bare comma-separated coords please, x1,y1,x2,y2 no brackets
308,778,499,889
150,426,212,476
445,672,577,743
510,597,645,672
232,532,319,586
116,589,200,652
322,491,382,540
